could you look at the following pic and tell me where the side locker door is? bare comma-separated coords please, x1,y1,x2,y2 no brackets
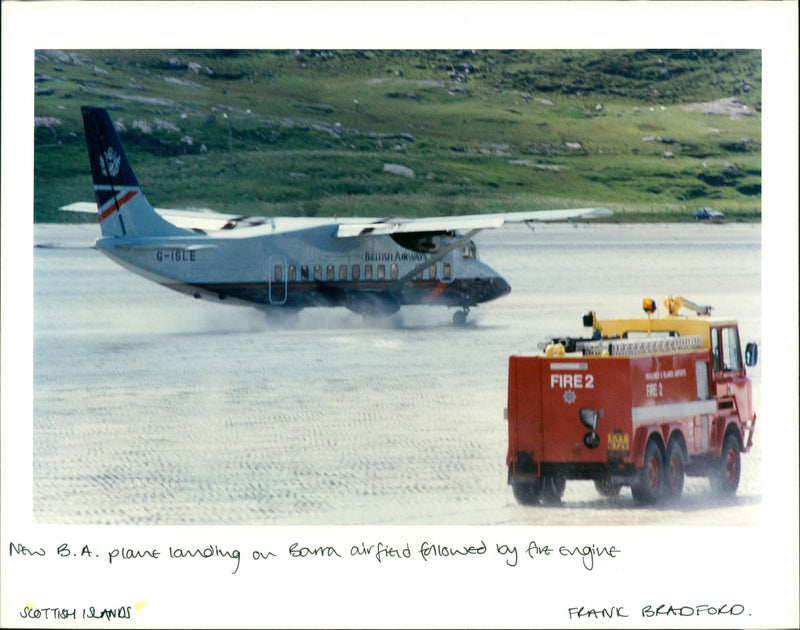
694,358,711,454
508,357,542,477
268,254,287,305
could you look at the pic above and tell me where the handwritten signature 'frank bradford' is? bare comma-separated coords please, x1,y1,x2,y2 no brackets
568,603,746,620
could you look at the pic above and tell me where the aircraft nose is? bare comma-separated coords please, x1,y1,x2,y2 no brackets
497,276,511,297
489,276,511,301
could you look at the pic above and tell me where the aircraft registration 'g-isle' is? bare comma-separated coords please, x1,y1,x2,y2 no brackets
65,106,611,325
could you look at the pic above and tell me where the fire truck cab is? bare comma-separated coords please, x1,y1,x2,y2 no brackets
506,297,758,506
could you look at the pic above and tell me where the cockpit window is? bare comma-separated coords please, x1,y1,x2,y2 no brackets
721,326,743,372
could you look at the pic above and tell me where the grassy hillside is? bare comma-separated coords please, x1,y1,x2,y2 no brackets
34,49,761,222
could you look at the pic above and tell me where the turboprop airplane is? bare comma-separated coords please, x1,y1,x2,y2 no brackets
65,106,611,325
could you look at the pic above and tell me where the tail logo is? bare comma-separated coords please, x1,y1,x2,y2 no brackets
100,147,121,178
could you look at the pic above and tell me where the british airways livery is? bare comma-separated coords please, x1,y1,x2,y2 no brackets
68,106,611,325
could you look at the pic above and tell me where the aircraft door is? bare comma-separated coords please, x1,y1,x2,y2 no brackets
442,251,454,283
434,252,455,284
268,255,288,305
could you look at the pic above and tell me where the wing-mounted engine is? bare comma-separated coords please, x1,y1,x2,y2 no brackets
390,230,455,253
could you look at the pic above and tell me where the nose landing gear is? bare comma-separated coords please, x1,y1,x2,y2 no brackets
452,307,469,326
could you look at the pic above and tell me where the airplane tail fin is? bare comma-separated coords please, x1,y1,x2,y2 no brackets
81,106,189,238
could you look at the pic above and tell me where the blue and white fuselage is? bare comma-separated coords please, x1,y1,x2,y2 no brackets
76,106,611,324
95,219,508,318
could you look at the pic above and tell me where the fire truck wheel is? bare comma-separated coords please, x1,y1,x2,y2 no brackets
594,477,622,498
511,478,543,505
540,474,566,505
710,433,741,496
631,439,665,505
664,439,686,499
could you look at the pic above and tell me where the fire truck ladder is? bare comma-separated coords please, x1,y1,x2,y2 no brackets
580,335,704,357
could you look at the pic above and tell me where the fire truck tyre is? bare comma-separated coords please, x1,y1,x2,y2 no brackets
710,433,741,496
594,477,622,498
631,440,665,505
511,477,543,506
540,474,567,505
664,439,686,499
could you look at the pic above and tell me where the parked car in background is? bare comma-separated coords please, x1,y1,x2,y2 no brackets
692,207,726,220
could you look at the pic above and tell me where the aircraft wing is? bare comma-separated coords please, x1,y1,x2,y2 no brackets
334,207,612,237
62,202,611,236
60,202,337,233
60,202,246,232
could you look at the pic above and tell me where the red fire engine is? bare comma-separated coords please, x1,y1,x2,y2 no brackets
506,297,758,505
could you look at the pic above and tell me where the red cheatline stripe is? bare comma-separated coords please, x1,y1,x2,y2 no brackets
98,190,138,222
424,282,449,302
98,206,116,222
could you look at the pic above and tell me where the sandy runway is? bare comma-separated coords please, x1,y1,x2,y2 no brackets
32,222,761,526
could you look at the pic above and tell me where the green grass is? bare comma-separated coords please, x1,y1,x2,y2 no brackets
35,49,761,222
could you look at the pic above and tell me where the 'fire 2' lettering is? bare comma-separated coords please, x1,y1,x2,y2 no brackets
550,373,594,389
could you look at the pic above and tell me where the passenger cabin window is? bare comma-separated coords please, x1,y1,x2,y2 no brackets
429,264,437,280
390,264,398,280
443,262,452,280
339,264,348,281
462,243,477,259
364,265,373,280
721,326,743,372
300,265,309,281
326,265,335,281
288,266,296,282
314,265,321,282
274,265,282,282
377,265,386,280
352,264,360,281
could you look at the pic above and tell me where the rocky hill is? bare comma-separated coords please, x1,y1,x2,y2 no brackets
34,49,761,221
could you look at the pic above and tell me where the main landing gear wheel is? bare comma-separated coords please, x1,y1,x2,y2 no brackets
452,308,469,326
709,433,741,496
